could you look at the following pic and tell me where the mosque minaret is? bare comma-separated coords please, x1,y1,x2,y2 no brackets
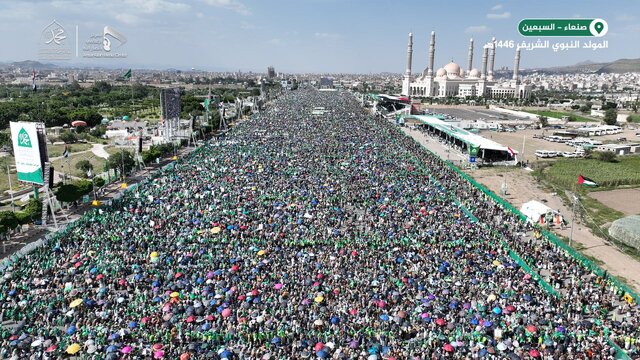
401,32,531,99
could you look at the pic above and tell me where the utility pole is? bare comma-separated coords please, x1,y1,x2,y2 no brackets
569,194,578,247
6,164,15,212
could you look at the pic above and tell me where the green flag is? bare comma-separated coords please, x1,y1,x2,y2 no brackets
123,69,132,80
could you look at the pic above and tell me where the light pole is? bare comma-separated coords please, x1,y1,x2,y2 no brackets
569,194,578,247
87,169,100,206
6,163,15,212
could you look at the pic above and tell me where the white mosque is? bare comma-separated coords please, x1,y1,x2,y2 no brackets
401,32,532,99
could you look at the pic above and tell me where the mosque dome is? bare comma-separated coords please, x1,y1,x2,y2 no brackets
436,68,446,77
444,62,461,76
468,68,481,78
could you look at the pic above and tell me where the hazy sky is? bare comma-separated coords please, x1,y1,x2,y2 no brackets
2,0,639,73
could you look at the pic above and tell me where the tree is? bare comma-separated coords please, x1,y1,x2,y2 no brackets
55,180,93,203
93,176,105,188
59,131,78,144
75,159,93,174
538,115,549,128
0,211,19,235
628,115,634,123
107,150,136,176
15,199,43,225
0,131,11,152
93,81,112,93
597,151,617,163
603,108,618,125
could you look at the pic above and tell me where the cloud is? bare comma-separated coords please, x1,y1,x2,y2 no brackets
486,11,511,19
465,25,489,34
115,13,140,24
625,24,640,33
314,32,342,39
491,4,502,10
240,21,256,30
122,0,190,14
201,0,251,15
267,38,283,46
616,14,636,22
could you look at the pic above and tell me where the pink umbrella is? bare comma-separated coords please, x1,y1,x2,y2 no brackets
443,344,454,352
153,350,164,359
231,265,239,272
377,300,386,308
349,308,357,315
529,349,541,358
221,308,231,318
152,344,163,351
314,342,324,352
121,346,132,353
71,120,87,127
436,318,446,326
274,283,283,290
162,303,171,312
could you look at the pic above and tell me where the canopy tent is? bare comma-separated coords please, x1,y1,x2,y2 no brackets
402,115,517,164
520,200,563,226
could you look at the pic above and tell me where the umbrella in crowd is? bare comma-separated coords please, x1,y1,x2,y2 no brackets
0,88,636,359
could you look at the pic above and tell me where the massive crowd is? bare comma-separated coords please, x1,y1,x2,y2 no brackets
0,89,638,359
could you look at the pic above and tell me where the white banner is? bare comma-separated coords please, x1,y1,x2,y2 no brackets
10,122,44,185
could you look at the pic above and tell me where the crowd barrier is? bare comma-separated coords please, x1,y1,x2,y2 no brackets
396,125,636,359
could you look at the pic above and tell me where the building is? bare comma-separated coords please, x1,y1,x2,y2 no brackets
401,32,532,99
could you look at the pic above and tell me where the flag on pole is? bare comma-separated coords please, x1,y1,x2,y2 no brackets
578,175,598,187
507,147,516,157
63,146,69,158
123,69,132,80
32,69,37,92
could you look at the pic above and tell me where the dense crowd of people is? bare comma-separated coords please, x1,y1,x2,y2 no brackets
0,89,638,359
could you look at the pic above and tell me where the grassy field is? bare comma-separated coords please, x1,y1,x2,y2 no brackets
0,156,28,194
524,110,597,122
47,143,93,158
537,156,640,189
625,114,640,123
52,153,109,178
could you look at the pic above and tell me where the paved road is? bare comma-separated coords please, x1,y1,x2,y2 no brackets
91,143,110,159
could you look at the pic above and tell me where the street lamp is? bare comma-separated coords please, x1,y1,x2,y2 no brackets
87,169,100,206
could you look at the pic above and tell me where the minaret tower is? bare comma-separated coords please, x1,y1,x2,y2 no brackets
512,47,521,83
427,31,436,77
467,38,474,73
401,32,413,96
488,36,496,80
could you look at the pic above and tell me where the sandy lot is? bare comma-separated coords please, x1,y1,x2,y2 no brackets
589,188,640,216
471,167,640,291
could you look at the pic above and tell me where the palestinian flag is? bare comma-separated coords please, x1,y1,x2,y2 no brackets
507,147,516,157
123,69,132,80
578,175,598,187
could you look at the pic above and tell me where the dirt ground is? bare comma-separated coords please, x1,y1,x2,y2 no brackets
472,167,640,292
487,128,640,164
589,188,640,216
399,119,640,292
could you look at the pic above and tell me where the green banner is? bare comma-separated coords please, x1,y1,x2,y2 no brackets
518,19,608,37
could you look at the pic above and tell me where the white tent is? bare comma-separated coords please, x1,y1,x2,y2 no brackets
520,200,560,225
